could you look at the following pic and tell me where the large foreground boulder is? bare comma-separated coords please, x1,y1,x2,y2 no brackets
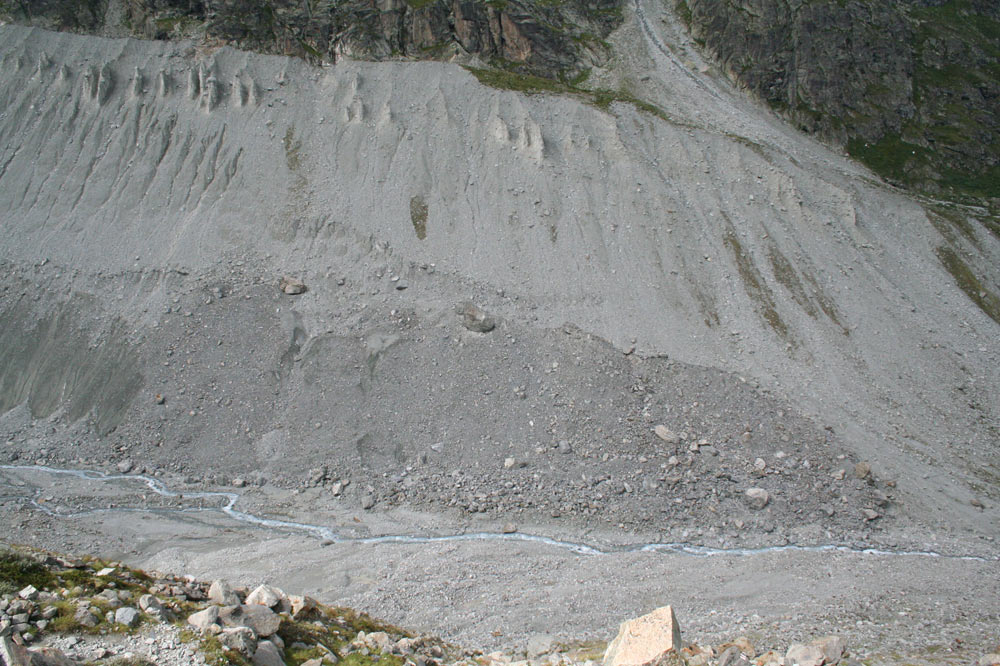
208,580,241,606
1,636,75,666
603,606,683,666
246,584,289,612
220,604,281,637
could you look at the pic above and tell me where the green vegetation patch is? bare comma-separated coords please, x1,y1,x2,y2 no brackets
284,126,302,172
934,245,1000,324
410,195,428,240
0,548,54,596
840,1,1000,200
341,653,406,666
723,228,790,341
464,66,572,95
911,1,1000,45
276,605,411,666
846,134,926,184
926,205,982,249
200,633,252,666
936,164,1000,201
464,65,694,129
768,245,818,319
589,88,686,125
674,0,692,27
847,133,1000,199
568,67,591,87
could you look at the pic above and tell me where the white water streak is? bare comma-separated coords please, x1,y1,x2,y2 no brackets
1,465,994,562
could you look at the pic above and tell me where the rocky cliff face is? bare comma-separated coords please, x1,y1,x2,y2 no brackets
677,0,1000,200
1,0,622,79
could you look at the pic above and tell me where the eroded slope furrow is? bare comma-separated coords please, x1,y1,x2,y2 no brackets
0,24,996,549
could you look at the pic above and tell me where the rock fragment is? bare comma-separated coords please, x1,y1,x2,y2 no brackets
654,426,679,444
73,605,100,628
221,626,258,657
603,605,683,666
785,644,825,666
810,636,845,663
246,584,286,610
187,605,220,631
280,276,307,295
2,636,75,666
138,594,173,622
527,633,554,658
718,646,750,666
744,488,770,509
252,639,287,666
220,604,281,637
289,595,318,620
209,580,241,606
114,606,140,627
458,302,496,332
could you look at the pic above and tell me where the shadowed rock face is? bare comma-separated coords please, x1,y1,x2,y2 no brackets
678,0,1000,199
2,0,623,79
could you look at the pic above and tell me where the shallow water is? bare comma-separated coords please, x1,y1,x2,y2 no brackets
2,464,994,562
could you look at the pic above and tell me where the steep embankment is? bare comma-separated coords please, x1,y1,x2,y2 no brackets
0,14,997,556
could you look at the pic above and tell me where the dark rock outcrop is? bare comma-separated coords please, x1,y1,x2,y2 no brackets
2,0,623,80
678,0,1000,200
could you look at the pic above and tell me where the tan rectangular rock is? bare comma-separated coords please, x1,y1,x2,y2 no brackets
603,606,683,666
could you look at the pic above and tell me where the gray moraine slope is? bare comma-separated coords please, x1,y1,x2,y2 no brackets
0,1,997,659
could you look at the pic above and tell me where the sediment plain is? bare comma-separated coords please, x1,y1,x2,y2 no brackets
0,0,997,661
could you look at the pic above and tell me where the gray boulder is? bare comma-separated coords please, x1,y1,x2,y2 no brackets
785,644,825,666
138,594,173,623
220,626,259,657
220,604,281,637
114,606,140,628
73,605,100,628
744,488,770,510
208,580,242,606
252,639,287,666
187,605,220,631
246,584,288,611
1,636,76,666
458,302,496,333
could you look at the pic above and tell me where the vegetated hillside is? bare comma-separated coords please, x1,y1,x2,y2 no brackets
0,0,623,80
676,0,1000,201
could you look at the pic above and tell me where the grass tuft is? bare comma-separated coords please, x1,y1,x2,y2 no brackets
0,548,54,596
